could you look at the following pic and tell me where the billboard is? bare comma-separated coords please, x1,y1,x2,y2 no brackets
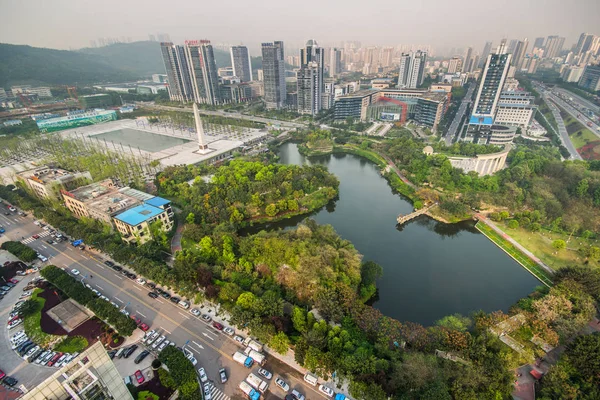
380,112,401,121
37,110,117,133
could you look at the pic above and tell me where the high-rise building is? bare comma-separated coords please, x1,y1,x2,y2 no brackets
533,37,545,50
230,46,253,82
298,40,325,114
160,42,193,102
448,57,463,73
507,40,518,55
579,65,600,92
470,42,511,125
512,38,529,69
382,47,394,68
575,33,597,57
329,48,342,77
297,62,320,115
463,47,474,72
544,36,565,58
261,41,286,109
397,50,427,89
184,40,221,105
480,41,493,67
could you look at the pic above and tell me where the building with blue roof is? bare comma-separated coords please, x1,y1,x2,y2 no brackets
113,201,174,244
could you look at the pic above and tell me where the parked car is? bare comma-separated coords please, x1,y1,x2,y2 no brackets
169,296,180,304
146,282,156,290
198,367,208,383
134,370,145,384
134,350,150,364
104,261,114,267
191,308,200,317
112,265,122,272
107,350,117,359
148,292,159,299
136,278,146,285
233,335,244,344
160,292,171,299
258,368,273,380
212,322,224,331
157,340,169,352
123,344,138,358
224,327,235,336
201,314,212,322
47,352,63,367
3,376,18,387
8,318,23,329
318,384,335,398
219,368,228,383
275,377,290,392
203,383,212,400
291,389,306,400
139,323,150,331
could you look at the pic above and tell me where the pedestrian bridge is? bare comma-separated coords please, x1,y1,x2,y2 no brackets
397,203,437,225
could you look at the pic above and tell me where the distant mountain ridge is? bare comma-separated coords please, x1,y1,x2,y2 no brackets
0,41,236,87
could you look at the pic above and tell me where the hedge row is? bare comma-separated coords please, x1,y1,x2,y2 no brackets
40,266,137,336
1,241,38,262
158,346,200,399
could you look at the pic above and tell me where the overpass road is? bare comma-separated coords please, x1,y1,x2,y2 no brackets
444,84,474,145
0,203,330,399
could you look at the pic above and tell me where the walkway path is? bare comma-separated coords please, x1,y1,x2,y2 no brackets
475,214,554,276
381,154,417,189
170,224,184,254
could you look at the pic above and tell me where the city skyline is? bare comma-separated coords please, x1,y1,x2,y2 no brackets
1,0,599,52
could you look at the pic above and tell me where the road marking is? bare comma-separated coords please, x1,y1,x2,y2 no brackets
155,299,164,304
41,245,48,249
114,297,123,303
96,285,104,291
178,312,190,320
192,340,204,350
137,311,147,318
96,264,105,269
133,286,142,291
161,327,172,334
113,275,123,280
202,332,214,341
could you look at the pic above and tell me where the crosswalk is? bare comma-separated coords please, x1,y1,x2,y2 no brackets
21,230,51,244
204,383,229,400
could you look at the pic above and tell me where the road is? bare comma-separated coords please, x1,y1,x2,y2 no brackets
138,103,306,130
544,90,600,138
554,87,599,114
543,97,583,160
444,84,475,145
0,204,330,400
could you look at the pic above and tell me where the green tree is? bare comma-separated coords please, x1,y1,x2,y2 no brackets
507,219,519,229
236,292,256,310
185,212,196,224
435,314,471,332
269,331,290,354
575,179,589,197
552,240,566,251
265,203,278,217
292,307,307,333
287,199,299,211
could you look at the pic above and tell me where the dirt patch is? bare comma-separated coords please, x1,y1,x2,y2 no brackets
579,140,600,160
38,288,68,336
137,375,175,400
69,317,105,346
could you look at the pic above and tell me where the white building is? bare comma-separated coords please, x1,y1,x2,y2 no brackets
494,91,536,128
397,50,427,89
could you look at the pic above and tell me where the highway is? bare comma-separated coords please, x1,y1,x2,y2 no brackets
543,96,583,160
544,90,600,138
444,84,475,145
0,204,330,399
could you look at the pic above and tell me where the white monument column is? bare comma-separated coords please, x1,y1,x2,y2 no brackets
194,102,209,150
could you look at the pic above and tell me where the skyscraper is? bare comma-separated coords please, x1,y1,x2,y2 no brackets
160,42,193,102
329,48,342,77
470,42,511,125
464,47,474,72
544,36,565,58
507,40,518,55
397,50,427,89
512,38,528,69
184,40,221,105
533,37,545,50
230,46,253,82
261,41,286,109
298,40,325,114
382,47,394,68
480,41,492,67
448,57,462,74
575,33,596,57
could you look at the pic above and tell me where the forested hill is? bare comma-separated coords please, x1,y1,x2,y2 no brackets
0,41,236,87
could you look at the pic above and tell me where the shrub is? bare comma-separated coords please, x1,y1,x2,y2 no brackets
158,346,200,399
1,241,38,262
54,336,88,353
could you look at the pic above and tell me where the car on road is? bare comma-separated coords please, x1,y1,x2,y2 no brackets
123,344,138,358
191,308,200,317
318,384,335,398
32,234,40,239
212,322,224,331
201,314,212,322
134,350,150,364
291,389,306,400
8,206,16,212
134,370,145,384
0,227,5,233
203,383,212,400
148,292,159,299
275,377,290,392
198,367,208,383
219,368,228,383
71,269,80,276
258,368,272,380
224,327,235,336
37,254,48,262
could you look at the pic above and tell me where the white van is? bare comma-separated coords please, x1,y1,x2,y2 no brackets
303,372,318,386
178,300,190,309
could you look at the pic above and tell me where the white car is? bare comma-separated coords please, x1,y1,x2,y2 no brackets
100,295,109,301
258,368,272,380
8,319,23,329
233,335,244,344
110,302,119,309
8,206,16,212
19,291,32,299
157,340,170,352
120,309,130,317
71,269,80,276
92,289,100,296
203,383,212,400
275,377,290,392
136,278,146,286
184,349,197,366
151,336,165,349
10,330,25,343
33,220,41,226
37,254,48,262
318,384,335,398
223,327,235,336
198,367,208,383
190,308,200,317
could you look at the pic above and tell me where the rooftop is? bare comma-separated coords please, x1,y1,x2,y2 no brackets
144,196,171,208
64,179,116,201
18,166,81,184
114,203,164,226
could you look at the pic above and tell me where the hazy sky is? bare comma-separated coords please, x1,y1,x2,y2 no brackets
1,0,599,54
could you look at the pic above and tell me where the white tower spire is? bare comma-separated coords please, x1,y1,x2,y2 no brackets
193,102,208,150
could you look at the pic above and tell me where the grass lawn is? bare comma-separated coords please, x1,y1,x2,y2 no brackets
570,129,599,149
476,222,554,287
501,225,600,271
54,335,88,353
24,288,65,347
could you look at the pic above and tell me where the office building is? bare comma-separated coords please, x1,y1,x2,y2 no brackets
533,37,545,50
494,91,536,127
297,40,325,114
261,41,286,109
464,47,474,73
382,47,394,67
575,33,596,57
160,42,193,102
470,42,511,126
329,48,342,77
579,65,600,92
397,50,427,88
512,39,528,69
507,40,518,55
448,57,462,73
480,41,493,67
17,166,91,200
22,341,132,400
230,46,253,82
561,66,585,83
184,40,221,105
79,94,112,109
544,36,565,58
113,197,174,245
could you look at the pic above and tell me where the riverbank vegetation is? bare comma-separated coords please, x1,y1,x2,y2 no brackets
156,160,339,229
